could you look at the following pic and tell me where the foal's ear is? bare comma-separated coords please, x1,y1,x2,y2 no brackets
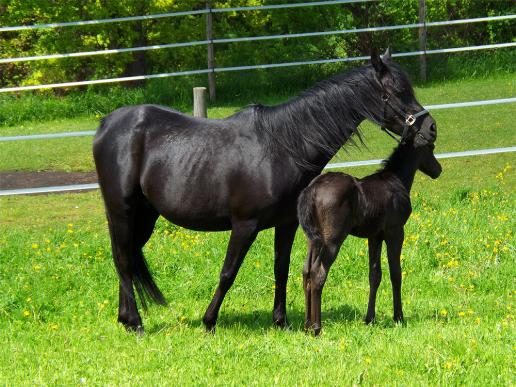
371,48,386,75
383,46,392,60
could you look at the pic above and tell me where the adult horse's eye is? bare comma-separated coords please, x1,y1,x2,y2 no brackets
382,94,389,101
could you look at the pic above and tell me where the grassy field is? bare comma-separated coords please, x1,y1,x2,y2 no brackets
0,72,515,385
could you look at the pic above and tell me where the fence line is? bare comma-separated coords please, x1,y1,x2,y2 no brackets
2,14,514,64
1,41,514,93
0,0,372,32
0,97,514,142
1,146,514,196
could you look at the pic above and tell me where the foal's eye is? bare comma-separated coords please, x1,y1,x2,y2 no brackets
381,94,389,101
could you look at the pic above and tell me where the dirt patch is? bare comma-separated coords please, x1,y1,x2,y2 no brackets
0,171,98,190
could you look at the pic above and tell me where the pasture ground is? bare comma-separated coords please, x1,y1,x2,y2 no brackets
0,74,514,385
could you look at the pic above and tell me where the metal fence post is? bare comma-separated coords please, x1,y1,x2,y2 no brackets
419,0,427,82
206,1,216,101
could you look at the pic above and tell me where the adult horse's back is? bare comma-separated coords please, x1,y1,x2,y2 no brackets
93,48,437,333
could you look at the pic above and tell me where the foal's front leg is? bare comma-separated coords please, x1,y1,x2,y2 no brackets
365,236,383,324
385,229,405,323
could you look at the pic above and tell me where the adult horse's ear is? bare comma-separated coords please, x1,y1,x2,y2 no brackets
383,47,392,60
371,48,386,75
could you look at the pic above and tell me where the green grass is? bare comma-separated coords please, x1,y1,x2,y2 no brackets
0,152,514,385
0,73,514,172
0,70,515,384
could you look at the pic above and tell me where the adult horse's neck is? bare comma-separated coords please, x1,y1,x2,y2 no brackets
382,144,421,192
253,65,384,170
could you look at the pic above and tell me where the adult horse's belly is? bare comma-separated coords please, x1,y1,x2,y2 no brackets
139,138,277,231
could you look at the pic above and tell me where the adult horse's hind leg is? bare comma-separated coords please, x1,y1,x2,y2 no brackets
106,196,161,334
364,236,383,324
385,228,405,323
273,221,298,328
203,219,259,332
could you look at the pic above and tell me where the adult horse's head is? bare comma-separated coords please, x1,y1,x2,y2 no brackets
370,48,437,147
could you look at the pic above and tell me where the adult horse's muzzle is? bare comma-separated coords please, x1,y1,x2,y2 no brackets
413,114,437,147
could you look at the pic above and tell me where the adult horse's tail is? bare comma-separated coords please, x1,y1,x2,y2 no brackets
94,107,167,318
297,185,322,243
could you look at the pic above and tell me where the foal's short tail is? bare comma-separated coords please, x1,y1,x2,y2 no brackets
297,185,322,242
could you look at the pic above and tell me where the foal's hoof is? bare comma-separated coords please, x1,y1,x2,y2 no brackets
313,324,321,337
364,315,375,325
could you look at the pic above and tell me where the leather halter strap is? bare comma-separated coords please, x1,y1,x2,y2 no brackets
381,93,430,144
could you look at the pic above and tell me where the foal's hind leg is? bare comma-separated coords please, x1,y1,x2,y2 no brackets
364,236,383,324
203,219,259,332
303,239,320,331
273,221,298,328
310,239,343,336
385,229,405,323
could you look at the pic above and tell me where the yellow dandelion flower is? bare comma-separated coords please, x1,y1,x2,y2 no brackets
31,243,39,249
440,309,448,317
364,357,372,364
33,264,41,271
458,311,465,317
23,310,30,317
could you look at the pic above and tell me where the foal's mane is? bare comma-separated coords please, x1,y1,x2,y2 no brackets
246,64,387,169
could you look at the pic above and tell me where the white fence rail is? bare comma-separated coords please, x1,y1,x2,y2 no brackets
1,97,515,142
1,42,515,93
1,146,514,196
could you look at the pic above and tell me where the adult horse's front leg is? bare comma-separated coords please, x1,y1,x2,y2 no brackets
273,221,298,328
203,220,259,332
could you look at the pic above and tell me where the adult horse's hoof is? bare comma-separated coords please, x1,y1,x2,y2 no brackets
313,324,321,337
364,315,375,325
273,310,289,329
124,324,144,336
203,316,217,333
393,316,406,326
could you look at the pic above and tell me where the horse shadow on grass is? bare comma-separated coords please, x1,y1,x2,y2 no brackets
146,304,364,335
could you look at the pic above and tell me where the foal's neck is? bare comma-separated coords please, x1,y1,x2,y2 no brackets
383,145,421,192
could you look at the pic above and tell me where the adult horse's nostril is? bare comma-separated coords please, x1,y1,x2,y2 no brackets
430,123,437,133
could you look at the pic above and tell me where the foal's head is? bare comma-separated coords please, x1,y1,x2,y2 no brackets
370,48,437,147
384,139,442,181
417,143,442,179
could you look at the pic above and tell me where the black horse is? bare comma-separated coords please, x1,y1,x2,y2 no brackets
93,48,437,333
297,140,442,336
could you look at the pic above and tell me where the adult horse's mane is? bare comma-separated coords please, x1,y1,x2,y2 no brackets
234,64,394,169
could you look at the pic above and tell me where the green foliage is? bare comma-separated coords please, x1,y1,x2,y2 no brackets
0,0,514,89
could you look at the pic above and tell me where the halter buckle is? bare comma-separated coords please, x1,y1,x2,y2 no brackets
405,115,416,126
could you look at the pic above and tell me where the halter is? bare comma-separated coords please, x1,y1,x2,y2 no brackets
380,93,430,144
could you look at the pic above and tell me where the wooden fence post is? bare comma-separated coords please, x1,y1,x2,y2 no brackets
206,1,216,101
193,87,207,118
418,0,427,82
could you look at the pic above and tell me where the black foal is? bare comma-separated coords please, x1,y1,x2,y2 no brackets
297,141,442,335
